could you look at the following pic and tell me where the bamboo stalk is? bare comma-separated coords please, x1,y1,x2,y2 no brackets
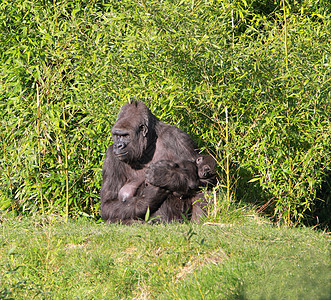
213,189,217,219
63,106,69,222
36,84,44,215
225,107,230,207
231,9,234,49
283,0,292,225
282,0,288,70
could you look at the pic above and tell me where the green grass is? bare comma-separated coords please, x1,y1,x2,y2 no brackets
1,217,329,299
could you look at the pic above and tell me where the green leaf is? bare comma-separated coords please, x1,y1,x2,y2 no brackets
248,177,261,183
145,207,150,222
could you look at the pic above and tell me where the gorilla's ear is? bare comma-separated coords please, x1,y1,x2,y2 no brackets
140,124,148,137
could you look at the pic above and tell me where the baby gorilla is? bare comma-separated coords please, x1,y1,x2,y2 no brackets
118,155,217,204
171,154,217,198
196,154,217,187
147,154,217,223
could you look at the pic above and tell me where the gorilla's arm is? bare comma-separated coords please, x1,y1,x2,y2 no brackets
145,124,200,194
100,146,168,223
145,160,199,194
103,187,169,223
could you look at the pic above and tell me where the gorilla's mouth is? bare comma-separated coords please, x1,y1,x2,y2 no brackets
115,152,128,159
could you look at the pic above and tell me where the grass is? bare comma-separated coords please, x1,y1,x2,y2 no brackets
0,216,329,299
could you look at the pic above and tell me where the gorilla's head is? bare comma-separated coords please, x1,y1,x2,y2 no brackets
196,155,217,181
111,101,157,164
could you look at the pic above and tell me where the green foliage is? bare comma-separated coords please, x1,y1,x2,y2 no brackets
0,0,330,225
0,218,330,299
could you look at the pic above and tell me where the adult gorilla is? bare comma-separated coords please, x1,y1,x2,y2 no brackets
100,101,204,223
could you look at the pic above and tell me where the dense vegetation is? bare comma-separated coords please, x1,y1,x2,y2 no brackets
0,0,330,226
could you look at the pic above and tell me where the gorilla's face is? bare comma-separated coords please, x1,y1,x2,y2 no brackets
196,155,216,179
111,128,131,159
198,163,213,179
111,102,150,164
111,125,148,163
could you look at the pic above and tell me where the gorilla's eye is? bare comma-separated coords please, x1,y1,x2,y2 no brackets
139,124,148,136
114,133,129,139
196,157,203,164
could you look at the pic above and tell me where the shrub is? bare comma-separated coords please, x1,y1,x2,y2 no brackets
0,0,330,225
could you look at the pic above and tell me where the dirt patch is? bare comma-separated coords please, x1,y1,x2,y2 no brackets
176,249,227,280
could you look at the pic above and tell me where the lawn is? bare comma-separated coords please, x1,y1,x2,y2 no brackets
1,216,329,299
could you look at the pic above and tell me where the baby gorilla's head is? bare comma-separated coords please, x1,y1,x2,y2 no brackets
196,155,217,186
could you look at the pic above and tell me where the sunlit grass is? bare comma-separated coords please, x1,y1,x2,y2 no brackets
0,217,329,299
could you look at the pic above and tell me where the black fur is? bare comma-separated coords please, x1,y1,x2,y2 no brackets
100,101,215,223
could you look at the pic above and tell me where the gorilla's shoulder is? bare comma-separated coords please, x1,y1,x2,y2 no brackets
157,121,189,136
156,122,198,157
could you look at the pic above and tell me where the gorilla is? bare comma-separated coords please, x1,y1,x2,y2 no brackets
117,155,216,202
100,101,216,224
146,155,217,223
155,154,217,199
196,154,217,187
